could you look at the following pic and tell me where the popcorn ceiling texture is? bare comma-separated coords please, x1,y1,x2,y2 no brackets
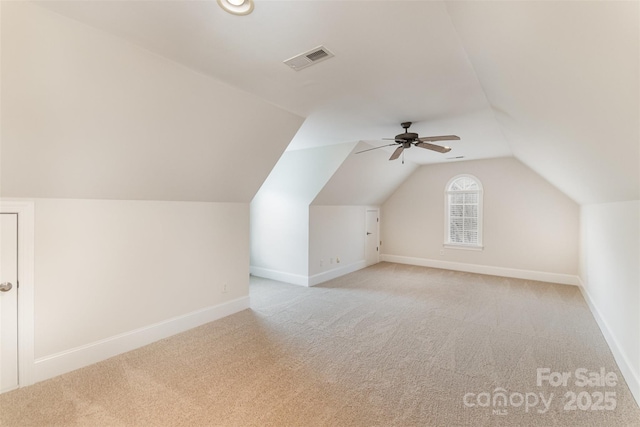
1,262,638,426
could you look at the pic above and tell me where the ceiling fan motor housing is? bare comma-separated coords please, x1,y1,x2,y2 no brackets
397,121,418,145
396,133,419,145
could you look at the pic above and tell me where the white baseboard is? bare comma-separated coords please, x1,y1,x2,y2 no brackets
308,260,367,287
250,266,309,286
380,254,580,286
33,296,249,384
250,261,368,287
577,277,640,407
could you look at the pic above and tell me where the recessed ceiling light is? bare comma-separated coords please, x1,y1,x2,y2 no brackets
217,0,254,15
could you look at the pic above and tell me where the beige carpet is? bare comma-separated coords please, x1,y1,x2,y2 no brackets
1,262,639,426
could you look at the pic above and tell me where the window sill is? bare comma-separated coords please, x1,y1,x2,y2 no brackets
444,244,484,251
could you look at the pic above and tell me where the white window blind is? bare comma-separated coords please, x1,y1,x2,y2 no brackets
445,175,483,248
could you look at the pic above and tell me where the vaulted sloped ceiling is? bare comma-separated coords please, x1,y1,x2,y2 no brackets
1,2,303,202
312,142,418,206
446,1,639,204
256,142,356,206
28,0,512,164
9,1,639,205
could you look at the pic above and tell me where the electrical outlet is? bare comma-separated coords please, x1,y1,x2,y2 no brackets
336,257,340,264
222,284,228,293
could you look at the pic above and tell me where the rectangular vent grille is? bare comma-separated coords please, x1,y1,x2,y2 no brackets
306,49,329,62
284,46,334,71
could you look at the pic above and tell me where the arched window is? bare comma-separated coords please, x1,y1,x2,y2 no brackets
445,175,483,249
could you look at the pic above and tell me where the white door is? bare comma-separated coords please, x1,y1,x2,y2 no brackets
0,213,19,392
365,209,379,266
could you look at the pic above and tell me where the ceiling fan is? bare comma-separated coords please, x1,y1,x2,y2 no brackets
356,122,460,162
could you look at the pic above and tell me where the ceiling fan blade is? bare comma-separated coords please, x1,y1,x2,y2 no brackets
389,146,404,160
418,135,460,142
415,142,452,153
355,143,397,154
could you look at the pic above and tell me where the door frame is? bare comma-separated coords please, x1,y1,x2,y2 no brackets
365,207,380,266
1,200,35,389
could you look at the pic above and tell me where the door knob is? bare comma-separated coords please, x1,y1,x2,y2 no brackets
0,282,12,292
366,232,372,235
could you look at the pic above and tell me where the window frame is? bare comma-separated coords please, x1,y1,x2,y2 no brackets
443,174,484,251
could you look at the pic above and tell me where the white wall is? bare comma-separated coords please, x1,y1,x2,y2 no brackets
580,201,640,403
251,194,309,280
33,199,249,359
1,2,301,383
381,157,579,280
250,143,355,284
252,142,396,286
308,206,367,278
304,141,415,285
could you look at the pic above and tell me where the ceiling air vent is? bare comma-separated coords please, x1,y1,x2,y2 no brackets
283,46,334,71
